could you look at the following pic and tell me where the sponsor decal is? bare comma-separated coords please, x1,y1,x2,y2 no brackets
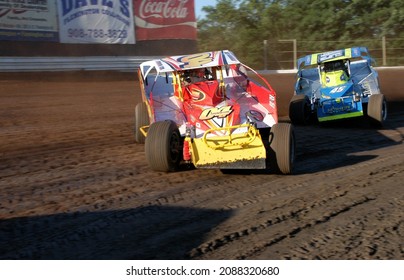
318,50,344,63
134,0,196,40
199,106,233,120
246,110,264,122
177,52,213,68
326,105,352,114
269,95,276,108
189,88,206,101
0,0,58,41
58,0,135,44
139,0,188,18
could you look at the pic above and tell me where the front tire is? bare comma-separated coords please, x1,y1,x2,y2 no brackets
289,94,311,125
268,123,295,174
134,102,149,143
145,120,182,172
367,94,387,127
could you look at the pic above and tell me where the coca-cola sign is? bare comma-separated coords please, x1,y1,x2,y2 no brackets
134,0,196,41
139,0,189,19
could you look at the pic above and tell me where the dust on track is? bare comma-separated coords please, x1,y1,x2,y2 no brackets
0,72,403,259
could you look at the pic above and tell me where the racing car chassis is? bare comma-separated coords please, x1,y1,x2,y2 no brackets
134,50,295,174
289,47,387,127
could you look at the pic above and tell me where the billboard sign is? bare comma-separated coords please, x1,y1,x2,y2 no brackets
134,0,196,41
0,0,58,41
58,0,135,44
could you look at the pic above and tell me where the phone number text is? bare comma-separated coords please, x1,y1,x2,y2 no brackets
67,28,128,39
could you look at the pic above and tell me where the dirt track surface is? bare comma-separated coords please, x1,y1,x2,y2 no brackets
0,72,403,260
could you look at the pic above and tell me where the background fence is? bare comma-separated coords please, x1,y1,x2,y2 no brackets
1,37,402,72
268,36,404,70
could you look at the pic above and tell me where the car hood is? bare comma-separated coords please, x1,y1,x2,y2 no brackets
320,81,354,100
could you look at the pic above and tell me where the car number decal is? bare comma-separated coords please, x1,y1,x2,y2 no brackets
199,106,233,120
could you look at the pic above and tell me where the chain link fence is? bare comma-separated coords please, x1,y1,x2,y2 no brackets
265,37,404,70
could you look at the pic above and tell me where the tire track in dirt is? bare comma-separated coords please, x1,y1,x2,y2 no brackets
0,78,402,260
186,148,404,259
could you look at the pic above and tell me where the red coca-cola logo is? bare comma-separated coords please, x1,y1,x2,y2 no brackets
139,0,189,19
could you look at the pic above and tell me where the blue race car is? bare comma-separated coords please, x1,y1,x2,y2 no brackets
289,47,387,126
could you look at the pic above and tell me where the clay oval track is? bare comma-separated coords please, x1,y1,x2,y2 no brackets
0,72,403,260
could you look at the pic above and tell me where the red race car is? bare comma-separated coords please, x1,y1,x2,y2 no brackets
135,50,295,174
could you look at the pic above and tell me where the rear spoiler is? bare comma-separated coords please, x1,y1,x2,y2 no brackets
297,47,375,69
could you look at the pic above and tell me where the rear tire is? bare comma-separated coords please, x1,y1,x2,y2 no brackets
367,94,387,127
134,102,149,143
289,94,311,125
145,120,182,172
268,123,295,174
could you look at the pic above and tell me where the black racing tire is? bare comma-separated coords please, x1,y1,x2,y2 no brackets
145,120,182,172
268,123,295,174
134,102,149,144
367,94,387,127
289,94,312,125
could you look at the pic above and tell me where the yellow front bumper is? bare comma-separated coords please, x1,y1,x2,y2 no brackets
189,124,267,169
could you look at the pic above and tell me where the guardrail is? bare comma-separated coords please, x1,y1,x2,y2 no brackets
0,56,161,72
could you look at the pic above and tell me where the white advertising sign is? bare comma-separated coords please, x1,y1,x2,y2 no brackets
58,0,135,44
0,0,58,41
